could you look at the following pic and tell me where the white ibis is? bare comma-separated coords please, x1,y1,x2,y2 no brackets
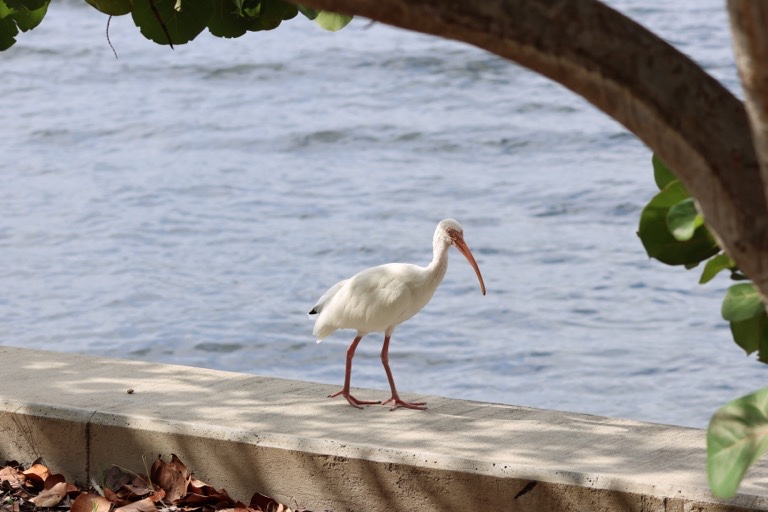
309,218,486,410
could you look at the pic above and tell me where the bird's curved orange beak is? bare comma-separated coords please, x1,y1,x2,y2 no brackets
451,231,486,295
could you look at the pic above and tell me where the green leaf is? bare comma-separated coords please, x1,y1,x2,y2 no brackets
233,0,259,14
131,0,213,46
666,197,702,241
314,10,351,31
3,0,47,11
0,0,48,50
708,388,768,498
85,0,131,16
0,15,18,51
257,0,297,30
208,0,247,38
297,5,318,20
722,283,765,323
209,0,297,37
652,153,676,190
730,312,764,356
700,253,735,284
637,180,719,266
9,0,46,30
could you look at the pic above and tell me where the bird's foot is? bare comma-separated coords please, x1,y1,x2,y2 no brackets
329,389,381,409
382,395,428,411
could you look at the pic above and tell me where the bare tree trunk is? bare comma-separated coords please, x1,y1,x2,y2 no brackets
293,0,768,297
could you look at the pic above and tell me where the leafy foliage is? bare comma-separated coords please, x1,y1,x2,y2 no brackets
651,153,676,189
84,0,130,16
708,388,768,498
666,197,702,241
0,0,49,51
722,283,765,323
721,281,768,362
0,0,352,51
699,253,735,285
638,155,768,360
640,155,768,498
637,162,719,266
729,309,768,360
209,0,299,38
317,11,349,30
132,0,214,46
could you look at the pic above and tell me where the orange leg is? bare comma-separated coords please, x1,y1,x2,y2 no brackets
329,335,380,409
380,335,427,410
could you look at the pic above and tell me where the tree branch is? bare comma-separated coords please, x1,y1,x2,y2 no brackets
728,0,768,212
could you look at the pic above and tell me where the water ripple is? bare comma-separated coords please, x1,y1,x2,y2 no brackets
0,0,759,429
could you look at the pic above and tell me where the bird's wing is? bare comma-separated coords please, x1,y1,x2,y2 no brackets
310,264,424,341
309,279,348,315
338,265,416,330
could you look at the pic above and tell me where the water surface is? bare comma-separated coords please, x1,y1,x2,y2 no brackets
1,0,762,428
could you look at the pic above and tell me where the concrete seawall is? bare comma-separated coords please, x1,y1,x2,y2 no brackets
1,345,766,511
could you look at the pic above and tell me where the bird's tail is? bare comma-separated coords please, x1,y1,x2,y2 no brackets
312,323,336,343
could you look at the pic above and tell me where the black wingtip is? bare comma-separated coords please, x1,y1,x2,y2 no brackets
309,308,317,315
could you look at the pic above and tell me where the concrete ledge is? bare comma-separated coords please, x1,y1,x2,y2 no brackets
1,346,767,511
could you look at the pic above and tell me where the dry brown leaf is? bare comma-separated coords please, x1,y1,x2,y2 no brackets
217,507,255,512
114,489,164,512
24,463,51,481
42,473,65,489
150,455,189,503
180,479,234,508
118,474,152,500
65,482,81,496
104,465,134,492
0,467,25,488
114,496,158,512
29,481,68,507
250,492,291,512
187,478,212,495
22,464,49,482
131,474,151,488
103,487,122,504
123,482,152,498
180,492,233,507
71,493,112,512
3,455,305,512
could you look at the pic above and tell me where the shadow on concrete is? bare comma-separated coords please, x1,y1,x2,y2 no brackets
1,346,766,511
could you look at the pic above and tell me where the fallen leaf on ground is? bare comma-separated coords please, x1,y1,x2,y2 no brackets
29,481,69,507
42,473,66,489
21,464,48,482
104,465,134,491
1,455,306,512
71,493,112,512
0,466,25,488
114,494,161,512
151,454,189,503
251,493,291,512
